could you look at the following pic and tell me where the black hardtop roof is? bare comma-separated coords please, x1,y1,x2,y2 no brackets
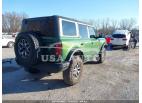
24,15,92,26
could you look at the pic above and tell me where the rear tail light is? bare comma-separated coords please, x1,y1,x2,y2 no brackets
54,43,62,56
122,38,127,40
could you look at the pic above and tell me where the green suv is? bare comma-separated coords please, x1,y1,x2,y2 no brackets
14,15,106,85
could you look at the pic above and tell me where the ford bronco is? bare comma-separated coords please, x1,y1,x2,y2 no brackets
14,15,106,85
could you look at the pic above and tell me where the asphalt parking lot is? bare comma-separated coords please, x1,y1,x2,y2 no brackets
2,47,139,100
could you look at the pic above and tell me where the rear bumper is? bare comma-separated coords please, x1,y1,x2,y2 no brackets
31,62,70,73
111,42,126,46
111,40,126,46
112,44,126,48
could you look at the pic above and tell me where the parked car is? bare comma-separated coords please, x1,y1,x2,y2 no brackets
129,33,138,49
105,34,112,44
105,34,112,50
111,30,135,50
14,15,106,85
2,35,15,48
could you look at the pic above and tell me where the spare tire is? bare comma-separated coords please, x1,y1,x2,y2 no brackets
14,33,41,67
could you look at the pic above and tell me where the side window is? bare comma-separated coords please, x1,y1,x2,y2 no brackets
88,27,95,36
62,20,77,36
78,24,88,39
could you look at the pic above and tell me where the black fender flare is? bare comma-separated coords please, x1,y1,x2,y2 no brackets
99,43,106,53
65,49,84,62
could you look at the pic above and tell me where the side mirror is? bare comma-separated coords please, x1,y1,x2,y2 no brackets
90,35,96,38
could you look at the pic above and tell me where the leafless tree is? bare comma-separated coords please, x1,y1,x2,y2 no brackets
85,18,137,35
119,18,136,30
93,19,101,32
2,12,28,33
111,19,118,30
98,18,113,34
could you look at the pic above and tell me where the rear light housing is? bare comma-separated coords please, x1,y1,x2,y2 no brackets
54,43,62,56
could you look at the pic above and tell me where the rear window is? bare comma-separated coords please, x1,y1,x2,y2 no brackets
112,34,126,38
78,24,88,39
62,20,77,36
21,17,56,37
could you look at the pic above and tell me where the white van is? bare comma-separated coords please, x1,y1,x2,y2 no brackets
111,30,131,48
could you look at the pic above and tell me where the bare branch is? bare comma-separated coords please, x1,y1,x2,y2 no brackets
2,12,28,33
